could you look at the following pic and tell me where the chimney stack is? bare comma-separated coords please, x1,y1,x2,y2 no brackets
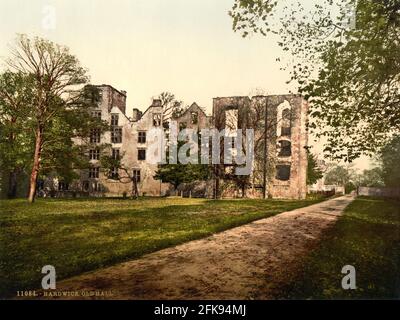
132,108,142,122
151,99,162,107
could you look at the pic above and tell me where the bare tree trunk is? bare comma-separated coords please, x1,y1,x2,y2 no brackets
214,165,221,199
131,177,139,200
262,100,268,199
7,169,18,199
7,117,18,199
28,127,43,203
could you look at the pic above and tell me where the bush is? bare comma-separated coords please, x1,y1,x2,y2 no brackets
306,191,335,200
345,182,356,194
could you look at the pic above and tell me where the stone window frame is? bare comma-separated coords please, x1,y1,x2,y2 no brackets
91,110,102,119
153,113,162,127
133,169,141,183
276,101,293,138
111,114,119,126
138,131,146,144
89,148,100,160
112,148,120,160
276,164,291,181
90,129,101,144
277,140,292,157
138,148,146,161
111,127,123,144
191,111,198,124
281,108,292,137
89,167,100,179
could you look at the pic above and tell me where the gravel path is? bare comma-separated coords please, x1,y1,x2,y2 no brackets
41,195,354,300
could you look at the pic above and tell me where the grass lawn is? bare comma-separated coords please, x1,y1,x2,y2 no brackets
279,196,400,299
0,196,324,298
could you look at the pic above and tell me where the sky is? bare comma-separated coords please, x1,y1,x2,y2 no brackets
0,0,292,111
0,0,373,170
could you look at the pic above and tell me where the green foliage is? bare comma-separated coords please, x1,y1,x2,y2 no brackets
0,35,109,200
154,163,210,189
156,91,184,124
0,196,324,298
344,181,356,194
100,148,136,184
324,165,352,186
230,0,400,160
358,167,385,187
279,197,400,299
380,135,400,187
230,0,278,37
0,72,35,172
0,75,108,187
39,86,109,181
153,103,210,189
4,35,95,201
307,152,323,185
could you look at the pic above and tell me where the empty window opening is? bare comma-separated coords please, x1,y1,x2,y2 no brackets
276,165,291,181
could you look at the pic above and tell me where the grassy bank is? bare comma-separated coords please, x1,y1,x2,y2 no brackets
280,197,400,299
0,196,324,298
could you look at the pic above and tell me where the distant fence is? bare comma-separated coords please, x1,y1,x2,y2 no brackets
308,185,345,195
357,187,400,199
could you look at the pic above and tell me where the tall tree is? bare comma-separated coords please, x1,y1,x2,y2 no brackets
154,163,210,190
212,94,297,199
0,72,34,198
153,140,210,191
230,0,400,161
324,165,352,186
151,92,209,192
156,92,184,125
380,135,400,187
358,167,385,187
307,152,324,185
4,35,105,202
38,85,108,186
101,149,143,199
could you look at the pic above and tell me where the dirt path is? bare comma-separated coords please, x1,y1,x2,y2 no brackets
42,195,354,300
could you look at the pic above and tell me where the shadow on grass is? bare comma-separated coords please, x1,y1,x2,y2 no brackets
275,197,400,300
0,197,326,298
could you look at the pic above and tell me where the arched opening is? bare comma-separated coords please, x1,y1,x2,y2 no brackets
281,108,291,136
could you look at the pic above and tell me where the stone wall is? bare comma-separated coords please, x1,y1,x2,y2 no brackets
30,86,308,200
212,94,308,200
90,90,172,197
358,186,400,198
75,88,213,198
174,102,212,131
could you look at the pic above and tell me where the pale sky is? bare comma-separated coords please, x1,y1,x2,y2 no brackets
0,0,372,170
0,0,292,111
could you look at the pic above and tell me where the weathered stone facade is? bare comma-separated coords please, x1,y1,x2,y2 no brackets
35,85,308,200
76,85,213,197
80,86,171,197
212,95,308,199
174,102,213,131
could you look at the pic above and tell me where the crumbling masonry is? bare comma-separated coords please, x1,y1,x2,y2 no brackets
38,85,309,199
